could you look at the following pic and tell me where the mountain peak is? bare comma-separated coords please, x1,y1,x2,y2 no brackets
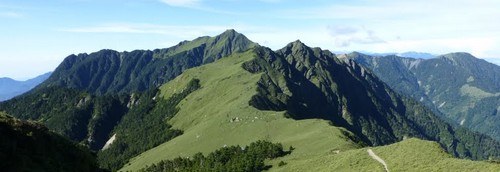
290,39,306,47
281,39,310,53
438,52,477,64
217,29,242,39
222,28,237,34
440,52,474,59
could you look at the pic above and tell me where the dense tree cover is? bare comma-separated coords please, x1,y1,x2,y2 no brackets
98,79,200,171
2,30,500,172
0,86,129,149
38,29,256,95
0,112,103,172
138,140,289,172
243,43,500,160
0,79,201,171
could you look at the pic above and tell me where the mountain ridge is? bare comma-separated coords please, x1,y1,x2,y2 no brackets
349,52,500,140
123,44,500,171
1,30,499,171
37,29,257,95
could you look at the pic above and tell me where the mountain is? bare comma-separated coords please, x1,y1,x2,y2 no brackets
0,72,52,101
1,31,500,171
346,51,435,59
397,51,436,59
37,29,256,95
122,43,500,171
275,138,500,171
0,29,258,171
0,112,101,172
349,52,500,140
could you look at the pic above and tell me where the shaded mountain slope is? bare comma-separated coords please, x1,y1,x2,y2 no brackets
0,72,52,101
123,44,500,170
38,29,256,95
0,112,101,172
0,83,200,171
121,47,363,171
242,43,500,160
2,31,500,171
0,86,129,150
349,52,500,140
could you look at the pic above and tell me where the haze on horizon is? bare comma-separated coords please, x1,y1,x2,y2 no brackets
1,0,499,80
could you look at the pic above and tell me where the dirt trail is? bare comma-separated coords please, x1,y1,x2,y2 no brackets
367,149,389,172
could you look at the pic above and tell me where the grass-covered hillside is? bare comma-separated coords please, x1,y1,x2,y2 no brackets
121,47,500,171
273,138,500,171
120,47,362,171
2,30,500,171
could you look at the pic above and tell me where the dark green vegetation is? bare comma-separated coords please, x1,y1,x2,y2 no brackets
139,140,289,172
1,30,500,171
98,79,200,171
0,72,51,101
39,29,255,95
242,41,500,160
349,52,500,140
0,79,200,171
0,112,101,172
0,86,128,149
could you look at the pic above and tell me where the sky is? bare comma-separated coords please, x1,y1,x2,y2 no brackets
1,0,500,80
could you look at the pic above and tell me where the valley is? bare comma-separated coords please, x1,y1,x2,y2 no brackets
1,30,499,171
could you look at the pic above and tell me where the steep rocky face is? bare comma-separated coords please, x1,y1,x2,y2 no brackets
39,29,257,95
350,52,500,140
243,43,500,160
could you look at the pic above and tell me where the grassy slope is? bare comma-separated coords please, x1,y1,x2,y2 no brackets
120,51,500,171
271,138,500,172
120,51,360,171
374,138,500,171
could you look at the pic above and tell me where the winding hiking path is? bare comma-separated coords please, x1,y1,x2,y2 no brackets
367,149,389,172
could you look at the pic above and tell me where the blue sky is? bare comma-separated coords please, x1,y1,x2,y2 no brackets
1,0,500,80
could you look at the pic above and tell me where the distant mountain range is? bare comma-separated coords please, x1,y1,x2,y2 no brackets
336,51,436,59
0,72,52,101
1,30,499,171
349,52,500,140
396,51,436,59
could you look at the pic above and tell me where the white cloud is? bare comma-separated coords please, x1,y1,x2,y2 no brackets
327,25,385,47
60,23,229,38
267,0,500,60
159,0,202,8
59,23,276,40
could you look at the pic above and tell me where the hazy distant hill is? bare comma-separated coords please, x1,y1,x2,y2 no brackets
350,52,500,140
0,72,51,101
397,51,436,59
1,31,500,171
350,51,435,59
